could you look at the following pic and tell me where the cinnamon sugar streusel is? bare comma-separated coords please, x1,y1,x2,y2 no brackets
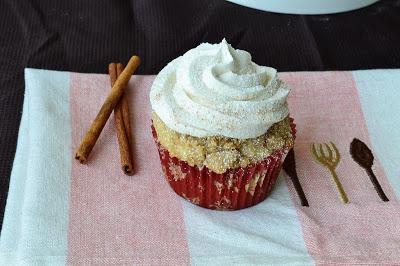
152,113,294,174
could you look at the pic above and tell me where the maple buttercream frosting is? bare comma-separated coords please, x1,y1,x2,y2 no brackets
150,39,290,139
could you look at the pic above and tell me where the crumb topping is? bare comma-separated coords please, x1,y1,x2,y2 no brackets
152,112,294,173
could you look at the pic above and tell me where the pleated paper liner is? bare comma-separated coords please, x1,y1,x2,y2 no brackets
152,118,296,210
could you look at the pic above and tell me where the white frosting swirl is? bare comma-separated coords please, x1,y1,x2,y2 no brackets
150,39,290,139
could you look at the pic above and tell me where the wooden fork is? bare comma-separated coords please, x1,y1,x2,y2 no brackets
311,142,349,204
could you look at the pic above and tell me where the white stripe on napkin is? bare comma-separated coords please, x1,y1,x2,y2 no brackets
182,176,314,265
0,69,71,265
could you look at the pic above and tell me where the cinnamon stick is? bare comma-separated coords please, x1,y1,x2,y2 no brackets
75,55,140,163
111,63,134,175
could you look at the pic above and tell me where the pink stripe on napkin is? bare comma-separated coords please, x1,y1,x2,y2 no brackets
68,74,190,265
281,71,400,264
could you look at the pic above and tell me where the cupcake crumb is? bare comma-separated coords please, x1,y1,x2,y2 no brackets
152,112,294,173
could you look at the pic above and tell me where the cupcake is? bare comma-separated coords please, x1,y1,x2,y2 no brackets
150,39,295,210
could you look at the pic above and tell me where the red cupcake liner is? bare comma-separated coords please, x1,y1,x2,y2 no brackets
152,118,296,210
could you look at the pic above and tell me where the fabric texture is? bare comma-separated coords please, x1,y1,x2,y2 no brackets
282,71,400,264
2,0,400,228
0,70,71,265
353,70,400,197
1,68,400,265
68,74,190,265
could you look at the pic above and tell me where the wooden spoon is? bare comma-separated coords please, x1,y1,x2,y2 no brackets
283,148,309,207
350,138,389,202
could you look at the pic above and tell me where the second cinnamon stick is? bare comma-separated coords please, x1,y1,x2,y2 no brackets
111,63,134,175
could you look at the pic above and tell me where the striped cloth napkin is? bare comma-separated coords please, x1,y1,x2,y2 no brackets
1,68,400,265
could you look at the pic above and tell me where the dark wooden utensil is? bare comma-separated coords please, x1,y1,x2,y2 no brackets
283,148,309,207
350,138,389,202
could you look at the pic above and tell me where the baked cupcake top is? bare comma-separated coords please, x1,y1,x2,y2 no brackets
152,113,294,174
150,39,290,139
